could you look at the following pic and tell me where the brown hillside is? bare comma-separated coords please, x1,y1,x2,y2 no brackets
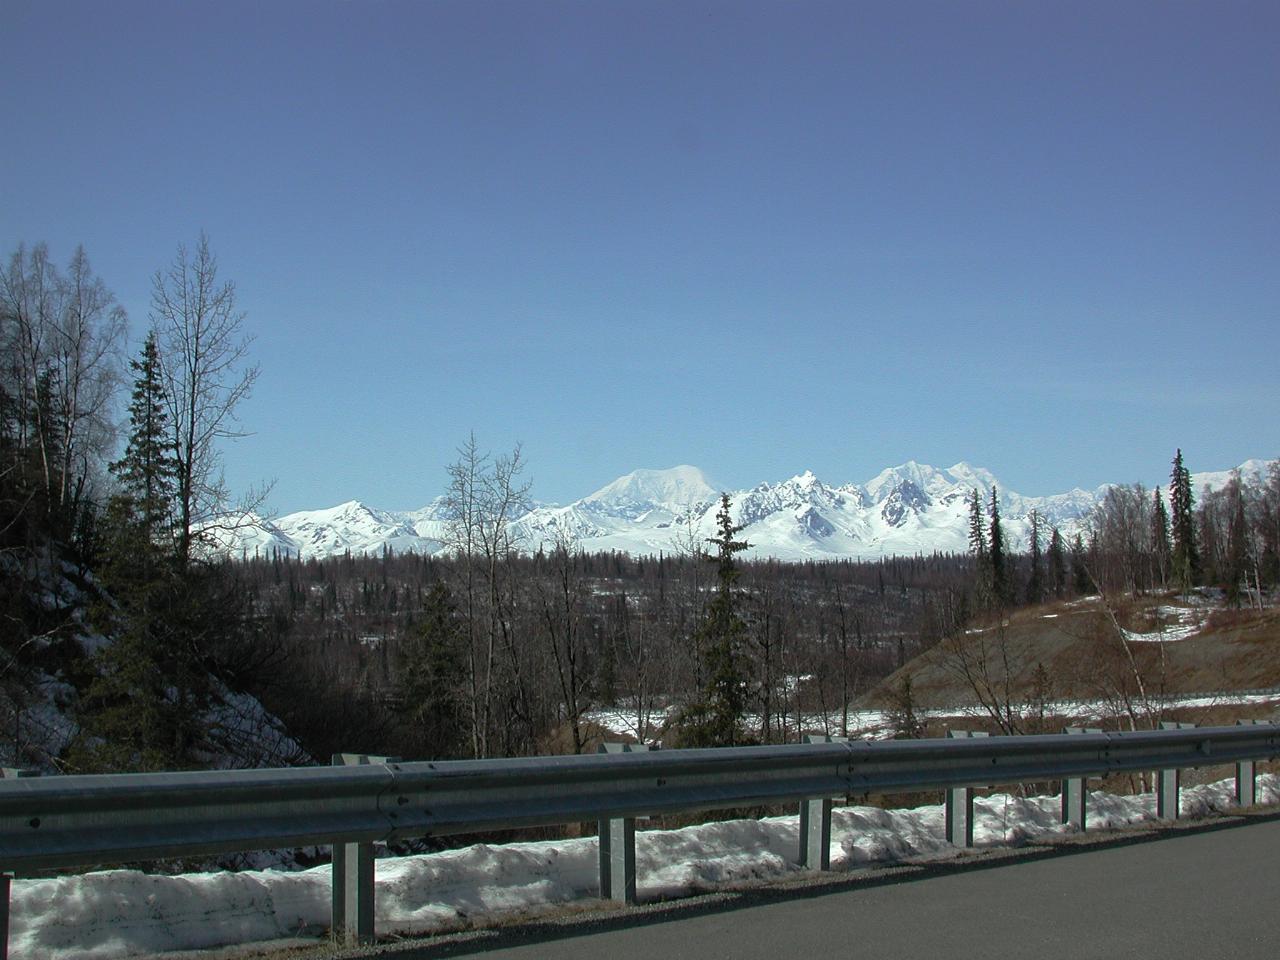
862,595,1280,715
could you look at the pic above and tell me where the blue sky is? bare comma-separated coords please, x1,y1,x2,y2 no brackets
3,1,1276,512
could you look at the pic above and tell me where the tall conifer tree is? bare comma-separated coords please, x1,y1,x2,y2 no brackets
679,494,751,747
109,333,179,552
967,488,988,557
1071,533,1092,595
1048,527,1068,597
967,487,991,605
988,487,1009,605
1170,449,1199,592
1151,486,1172,590
1025,509,1044,604
72,335,204,772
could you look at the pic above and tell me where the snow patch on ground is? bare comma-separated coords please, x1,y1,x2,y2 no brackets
1121,606,1205,644
589,688,1280,744
11,774,1278,960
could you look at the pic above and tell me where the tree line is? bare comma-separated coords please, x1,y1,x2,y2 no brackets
1082,450,1279,602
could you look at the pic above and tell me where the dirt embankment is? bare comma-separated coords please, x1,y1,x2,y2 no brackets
861,595,1280,722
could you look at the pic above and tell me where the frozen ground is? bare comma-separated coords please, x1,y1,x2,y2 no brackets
11,774,1278,960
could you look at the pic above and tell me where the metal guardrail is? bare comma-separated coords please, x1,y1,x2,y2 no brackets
1,723,1277,951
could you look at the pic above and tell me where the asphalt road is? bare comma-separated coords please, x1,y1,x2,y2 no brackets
361,815,1280,960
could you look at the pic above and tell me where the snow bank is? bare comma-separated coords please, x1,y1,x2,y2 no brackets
12,774,1278,960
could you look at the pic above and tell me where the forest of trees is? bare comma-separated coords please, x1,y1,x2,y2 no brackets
3,240,1278,776
1078,451,1280,603
1,238,269,774
232,531,969,762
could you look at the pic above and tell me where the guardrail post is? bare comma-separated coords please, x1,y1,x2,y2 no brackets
1156,723,1194,820
944,730,988,847
597,743,646,904
1235,720,1261,808
1061,727,1101,830
799,797,833,870
331,754,397,945
945,784,974,847
798,734,846,870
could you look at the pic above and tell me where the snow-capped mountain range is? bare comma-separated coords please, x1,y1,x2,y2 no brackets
217,459,1275,563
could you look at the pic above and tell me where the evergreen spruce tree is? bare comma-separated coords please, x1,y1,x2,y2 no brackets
1071,533,1092,595
967,488,988,557
678,494,751,747
1151,487,1172,590
967,488,991,604
1169,449,1199,593
886,675,924,739
1025,509,1044,605
395,581,468,758
71,335,208,772
1048,527,1068,598
109,333,179,551
988,487,1009,605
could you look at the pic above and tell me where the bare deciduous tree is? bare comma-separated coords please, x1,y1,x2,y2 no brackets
535,529,593,753
150,235,259,565
1,244,126,522
443,434,532,756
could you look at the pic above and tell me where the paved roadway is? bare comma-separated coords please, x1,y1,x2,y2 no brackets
358,815,1280,960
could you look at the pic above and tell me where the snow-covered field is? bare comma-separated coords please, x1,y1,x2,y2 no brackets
587,685,1280,744
12,774,1278,960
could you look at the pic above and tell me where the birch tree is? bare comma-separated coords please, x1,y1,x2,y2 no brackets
0,244,125,528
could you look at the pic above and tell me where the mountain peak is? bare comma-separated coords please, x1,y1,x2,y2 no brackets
865,461,944,502
944,462,998,491
583,465,718,509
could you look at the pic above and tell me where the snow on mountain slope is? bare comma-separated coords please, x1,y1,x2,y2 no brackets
518,466,719,548
581,465,718,516
216,502,446,559
1191,458,1273,496
202,513,299,559
217,459,1276,563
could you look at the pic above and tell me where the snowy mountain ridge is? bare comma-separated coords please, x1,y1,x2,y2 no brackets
217,459,1276,563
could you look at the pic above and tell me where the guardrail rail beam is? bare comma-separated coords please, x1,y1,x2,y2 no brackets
3,720,1278,959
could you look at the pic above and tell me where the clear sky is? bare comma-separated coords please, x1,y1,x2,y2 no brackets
3,1,1276,513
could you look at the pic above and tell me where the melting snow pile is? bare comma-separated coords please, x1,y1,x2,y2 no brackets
11,774,1278,960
